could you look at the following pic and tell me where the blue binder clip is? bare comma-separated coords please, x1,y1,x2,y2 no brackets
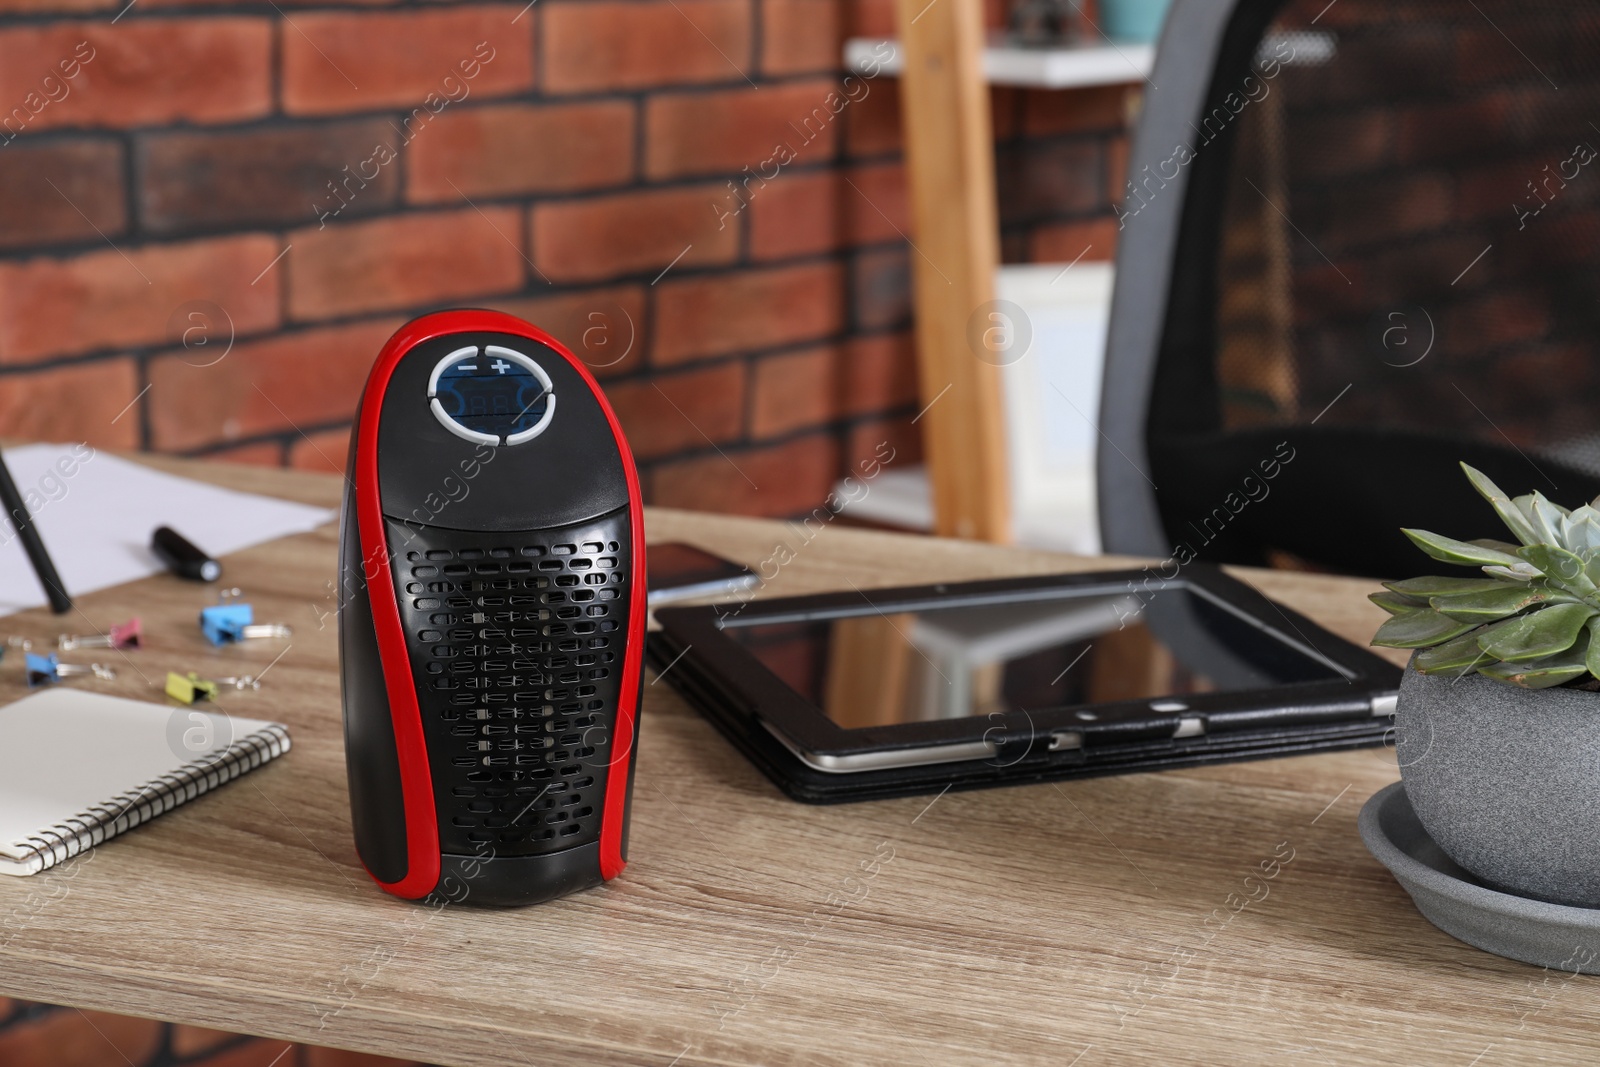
199,589,292,647
26,651,114,686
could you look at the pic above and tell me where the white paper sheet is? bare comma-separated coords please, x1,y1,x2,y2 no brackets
0,443,334,617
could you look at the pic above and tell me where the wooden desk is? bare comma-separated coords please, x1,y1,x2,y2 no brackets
0,458,1584,1067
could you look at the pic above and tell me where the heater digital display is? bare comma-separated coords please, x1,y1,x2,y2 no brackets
427,344,556,446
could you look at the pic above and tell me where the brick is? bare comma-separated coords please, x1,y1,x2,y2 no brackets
1315,173,1453,250
840,161,909,243
544,0,752,93
1031,215,1119,262
1291,261,1369,324
0,138,123,251
1396,96,1510,166
1107,135,1129,204
845,413,920,472
290,428,352,473
750,170,841,261
990,86,1018,141
408,101,634,204
1287,108,1392,180
531,185,738,284
1455,157,1540,222
0,235,281,364
751,344,835,437
200,1041,313,1067
0,358,139,448
747,163,909,261
1021,84,1129,136
0,20,270,132
289,208,525,321
147,319,399,451
845,77,901,157
605,362,746,460
848,0,896,37
490,285,646,378
761,0,842,75
999,228,1028,265
283,7,532,117
651,432,840,516
653,262,845,364
998,140,1103,224
1455,27,1545,85
1441,289,1549,354
1355,234,1481,302
140,0,388,7
849,247,910,331
749,331,914,437
304,1047,424,1066
646,80,842,179
0,1006,161,1066
0,0,116,11
1506,208,1600,271
172,1023,246,1056
842,331,916,414
138,119,401,235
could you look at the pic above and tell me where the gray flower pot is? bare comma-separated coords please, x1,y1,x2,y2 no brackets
1398,661,1600,908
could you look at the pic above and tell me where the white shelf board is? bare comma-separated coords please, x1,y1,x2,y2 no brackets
844,36,1153,89
832,464,1102,556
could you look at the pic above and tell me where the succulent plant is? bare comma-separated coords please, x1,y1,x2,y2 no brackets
1371,463,1600,689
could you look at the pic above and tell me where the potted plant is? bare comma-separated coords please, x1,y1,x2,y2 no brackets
1371,463,1600,908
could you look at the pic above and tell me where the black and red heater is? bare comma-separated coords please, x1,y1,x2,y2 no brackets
338,309,645,906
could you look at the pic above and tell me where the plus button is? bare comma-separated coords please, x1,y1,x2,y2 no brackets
489,359,511,374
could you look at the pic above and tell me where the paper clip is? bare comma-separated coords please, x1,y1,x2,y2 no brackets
166,670,264,704
58,617,142,652
214,674,263,691
199,590,292,647
27,652,114,687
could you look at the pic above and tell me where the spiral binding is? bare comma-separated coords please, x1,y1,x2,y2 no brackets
11,724,292,875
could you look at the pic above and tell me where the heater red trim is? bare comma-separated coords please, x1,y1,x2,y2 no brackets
354,309,644,898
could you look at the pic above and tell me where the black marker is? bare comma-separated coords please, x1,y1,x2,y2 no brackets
151,525,221,582
0,448,71,614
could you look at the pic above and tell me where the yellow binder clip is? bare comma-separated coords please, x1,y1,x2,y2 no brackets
165,671,219,705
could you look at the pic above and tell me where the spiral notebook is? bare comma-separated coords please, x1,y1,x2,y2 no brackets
0,688,291,876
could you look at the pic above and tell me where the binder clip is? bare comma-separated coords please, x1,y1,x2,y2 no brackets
166,670,264,704
58,617,142,652
27,652,114,687
199,589,292,647
165,671,219,704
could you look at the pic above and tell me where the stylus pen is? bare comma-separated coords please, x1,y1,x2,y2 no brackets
0,449,72,615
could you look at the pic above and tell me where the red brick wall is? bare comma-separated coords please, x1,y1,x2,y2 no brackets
0,0,1130,520
0,997,420,1067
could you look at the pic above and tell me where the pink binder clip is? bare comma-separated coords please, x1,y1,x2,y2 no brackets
57,617,142,652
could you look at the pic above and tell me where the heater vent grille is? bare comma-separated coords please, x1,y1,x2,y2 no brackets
386,508,631,859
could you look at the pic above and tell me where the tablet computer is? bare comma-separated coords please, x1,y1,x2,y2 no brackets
649,565,1400,803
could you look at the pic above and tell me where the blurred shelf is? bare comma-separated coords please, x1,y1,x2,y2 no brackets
844,35,1153,89
833,463,1101,555
834,465,935,531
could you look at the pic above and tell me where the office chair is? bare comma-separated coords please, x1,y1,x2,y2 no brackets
1097,0,1600,578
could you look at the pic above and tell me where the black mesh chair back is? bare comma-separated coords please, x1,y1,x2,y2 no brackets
1098,0,1600,578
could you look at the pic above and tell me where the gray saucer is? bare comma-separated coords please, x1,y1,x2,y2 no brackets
1360,782,1600,973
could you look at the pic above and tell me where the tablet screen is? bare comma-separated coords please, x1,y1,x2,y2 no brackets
722,584,1345,729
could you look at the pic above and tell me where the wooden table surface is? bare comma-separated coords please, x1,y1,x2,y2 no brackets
0,456,1586,1067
